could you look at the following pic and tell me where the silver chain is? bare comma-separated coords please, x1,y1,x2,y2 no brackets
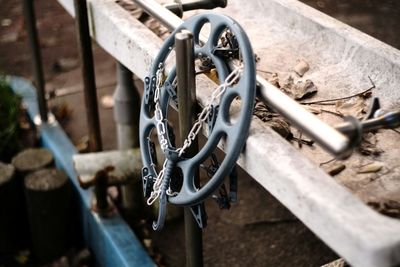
147,63,243,206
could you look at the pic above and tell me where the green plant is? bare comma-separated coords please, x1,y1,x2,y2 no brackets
0,77,22,162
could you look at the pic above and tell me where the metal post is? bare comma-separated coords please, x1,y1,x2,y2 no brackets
176,31,203,267
113,62,142,220
22,0,48,123
73,0,102,152
114,62,140,149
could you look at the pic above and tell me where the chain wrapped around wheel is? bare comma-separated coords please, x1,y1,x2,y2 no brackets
140,12,256,215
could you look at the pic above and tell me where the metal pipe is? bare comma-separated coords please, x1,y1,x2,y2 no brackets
114,62,140,149
257,77,350,156
176,31,204,267
113,62,143,220
335,110,400,138
165,0,227,17
182,0,227,11
22,0,48,123
73,0,106,214
133,0,182,30
132,0,351,157
73,0,102,153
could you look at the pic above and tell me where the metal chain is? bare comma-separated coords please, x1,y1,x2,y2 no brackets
147,63,243,205
147,63,168,206
177,67,242,156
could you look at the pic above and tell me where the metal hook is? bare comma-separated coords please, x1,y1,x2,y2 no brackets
152,190,168,230
152,159,176,230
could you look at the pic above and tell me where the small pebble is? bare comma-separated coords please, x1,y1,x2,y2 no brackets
101,95,114,109
294,59,310,77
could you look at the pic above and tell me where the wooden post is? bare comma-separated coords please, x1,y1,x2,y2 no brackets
24,168,72,263
0,162,26,254
12,148,53,174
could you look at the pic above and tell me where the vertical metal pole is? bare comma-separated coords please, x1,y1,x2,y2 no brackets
114,62,140,149
73,0,102,152
113,62,142,220
22,0,48,123
176,31,204,267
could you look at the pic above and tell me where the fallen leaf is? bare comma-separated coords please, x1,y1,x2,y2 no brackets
321,258,348,267
293,80,318,100
253,99,279,122
281,76,318,100
51,102,72,124
143,238,152,249
75,135,89,153
335,97,366,119
368,200,400,219
267,72,280,88
266,118,292,139
303,105,321,114
357,161,384,173
358,133,383,156
361,90,372,99
293,59,310,77
204,68,219,84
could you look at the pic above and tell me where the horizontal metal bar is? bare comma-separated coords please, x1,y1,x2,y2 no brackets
133,0,350,157
257,76,350,156
134,0,182,30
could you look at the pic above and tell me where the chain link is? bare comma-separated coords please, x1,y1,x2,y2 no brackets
147,158,167,205
148,63,243,205
177,67,242,157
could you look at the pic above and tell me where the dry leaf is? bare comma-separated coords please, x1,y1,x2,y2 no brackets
281,76,318,100
76,135,89,153
357,161,384,173
368,200,400,219
335,97,366,119
321,258,348,267
204,69,219,84
293,80,318,100
358,133,383,156
281,75,294,93
303,105,321,114
143,238,152,249
253,99,279,122
266,118,292,139
293,59,310,77
267,72,280,88
51,102,72,124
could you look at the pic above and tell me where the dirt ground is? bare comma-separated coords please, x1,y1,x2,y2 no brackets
301,0,400,49
0,0,399,266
